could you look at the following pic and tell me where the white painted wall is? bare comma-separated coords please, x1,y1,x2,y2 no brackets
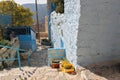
50,0,80,67
77,0,120,66
51,0,120,68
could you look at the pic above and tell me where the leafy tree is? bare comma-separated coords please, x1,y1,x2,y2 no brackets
52,0,64,13
0,1,34,26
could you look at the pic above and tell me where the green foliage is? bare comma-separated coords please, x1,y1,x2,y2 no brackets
0,39,9,45
52,0,59,4
0,1,34,26
52,0,64,13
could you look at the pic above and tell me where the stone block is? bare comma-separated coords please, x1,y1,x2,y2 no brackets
0,39,19,68
20,50,32,59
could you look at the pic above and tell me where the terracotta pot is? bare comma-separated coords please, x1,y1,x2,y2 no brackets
51,63,59,68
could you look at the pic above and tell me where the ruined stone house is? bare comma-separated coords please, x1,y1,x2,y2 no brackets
49,0,120,67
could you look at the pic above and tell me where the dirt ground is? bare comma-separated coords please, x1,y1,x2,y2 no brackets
83,63,120,80
0,45,81,80
0,44,120,80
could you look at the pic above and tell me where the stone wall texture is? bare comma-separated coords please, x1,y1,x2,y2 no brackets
77,0,120,66
50,0,80,67
51,0,120,67
0,40,19,69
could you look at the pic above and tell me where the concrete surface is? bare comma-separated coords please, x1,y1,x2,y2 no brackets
77,0,120,66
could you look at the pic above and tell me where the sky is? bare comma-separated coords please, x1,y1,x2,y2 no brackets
0,0,47,4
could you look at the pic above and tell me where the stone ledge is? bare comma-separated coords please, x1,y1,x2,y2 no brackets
0,40,19,69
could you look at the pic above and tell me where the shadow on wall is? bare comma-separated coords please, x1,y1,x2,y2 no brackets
81,60,120,80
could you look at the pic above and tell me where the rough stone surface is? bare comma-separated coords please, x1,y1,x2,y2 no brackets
20,50,32,59
0,45,81,80
0,40,19,68
51,0,120,67
50,0,80,67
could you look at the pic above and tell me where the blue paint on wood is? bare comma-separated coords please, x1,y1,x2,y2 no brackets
0,45,31,70
60,38,64,48
48,2,57,40
8,27,36,52
48,48,66,66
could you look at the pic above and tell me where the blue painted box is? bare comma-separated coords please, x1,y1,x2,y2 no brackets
48,48,66,66
7,27,36,52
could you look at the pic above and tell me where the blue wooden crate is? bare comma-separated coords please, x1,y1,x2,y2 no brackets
18,34,36,52
48,48,66,66
8,27,37,52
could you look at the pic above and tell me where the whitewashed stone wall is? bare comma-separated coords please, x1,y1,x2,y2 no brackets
51,0,120,68
51,12,63,48
50,0,80,67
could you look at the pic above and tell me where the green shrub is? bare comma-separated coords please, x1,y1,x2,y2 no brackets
52,0,59,4
52,0,64,13
0,39,9,45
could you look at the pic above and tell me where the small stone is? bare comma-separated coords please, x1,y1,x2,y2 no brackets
22,73,25,75
20,69,24,72
24,77,27,80
28,74,31,77
28,71,33,75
